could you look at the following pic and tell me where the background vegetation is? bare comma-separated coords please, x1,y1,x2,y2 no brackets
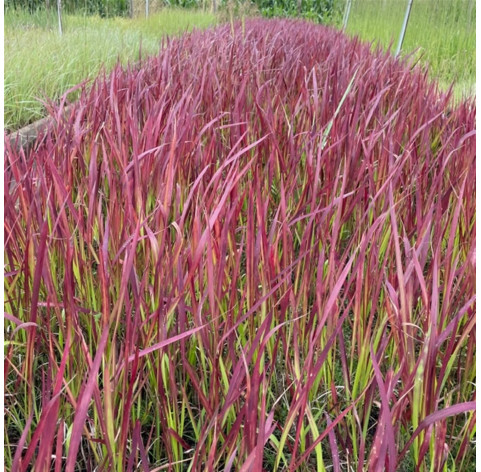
5,0,129,17
5,0,342,19
4,9,217,130
345,0,475,100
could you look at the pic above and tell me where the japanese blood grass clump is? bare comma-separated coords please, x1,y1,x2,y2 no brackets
4,19,475,471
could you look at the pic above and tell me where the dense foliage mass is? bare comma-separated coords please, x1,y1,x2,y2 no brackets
5,0,129,17
5,0,342,22
4,19,475,471
254,0,340,22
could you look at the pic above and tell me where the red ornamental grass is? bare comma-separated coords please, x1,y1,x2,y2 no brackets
4,19,475,471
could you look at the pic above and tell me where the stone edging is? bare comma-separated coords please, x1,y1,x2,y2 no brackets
7,104,75,152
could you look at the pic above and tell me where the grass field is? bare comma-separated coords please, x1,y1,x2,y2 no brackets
4,8,218,130
344,0,475,101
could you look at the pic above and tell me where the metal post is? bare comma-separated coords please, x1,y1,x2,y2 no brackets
342,0,352,31
57,0,63,35
145,0,149,17
395,0,414,56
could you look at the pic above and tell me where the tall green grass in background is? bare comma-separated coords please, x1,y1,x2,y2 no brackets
344,0,475,100
4,8,218,130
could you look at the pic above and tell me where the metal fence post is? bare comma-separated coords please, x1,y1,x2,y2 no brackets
342,0,352,31
57,0,63,35
396,0,414,56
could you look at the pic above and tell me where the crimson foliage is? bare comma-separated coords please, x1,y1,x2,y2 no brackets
5,19,475,471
